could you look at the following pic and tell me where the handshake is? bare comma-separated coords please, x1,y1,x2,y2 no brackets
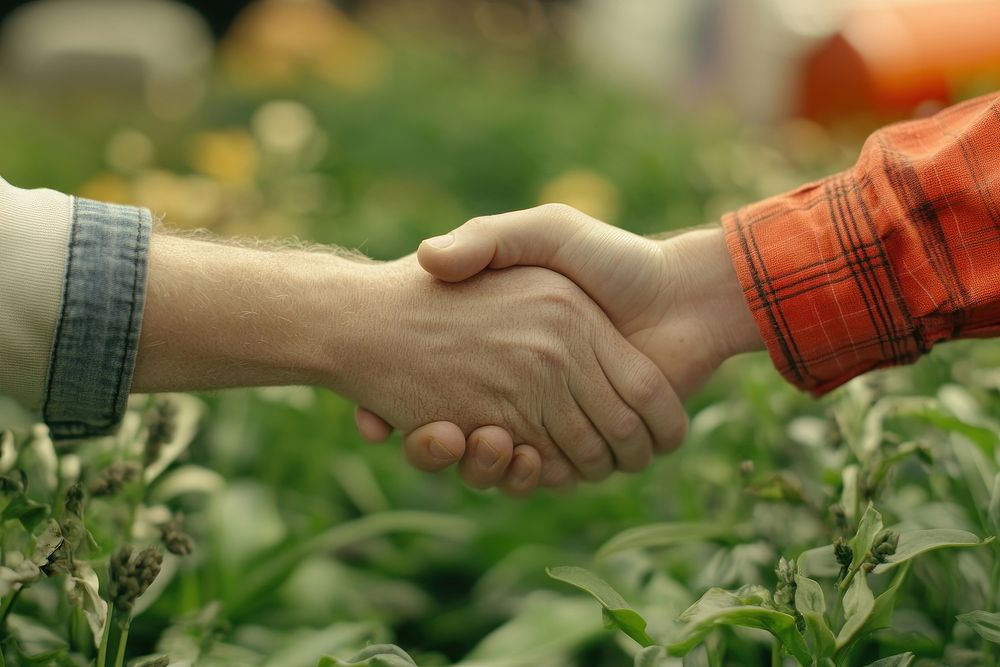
348,204,765,495
134,204,764,496
71,94,1000,482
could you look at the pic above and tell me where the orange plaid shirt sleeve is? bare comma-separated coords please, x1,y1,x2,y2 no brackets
722,92,1000,395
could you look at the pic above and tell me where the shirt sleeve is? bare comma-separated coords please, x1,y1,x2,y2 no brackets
0,177,151,438
722,92,1000,395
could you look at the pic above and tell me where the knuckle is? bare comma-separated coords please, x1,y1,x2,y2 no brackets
575,439,610,469
538,202,580,221
629,360,664,407
464,215,491,232
572,442,613,482
541,462,575,488
538,285,582,313
607,408,643,443
524,341,565,370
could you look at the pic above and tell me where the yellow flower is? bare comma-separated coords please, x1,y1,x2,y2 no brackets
76,172,132,205
189,130,260,186
221,0,387,91
538,169,620,222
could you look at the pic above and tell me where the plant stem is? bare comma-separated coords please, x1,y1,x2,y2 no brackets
771,637,781,667
113,617,130,667
98,608,131,667
837,560,864,594
0,588,22,631
832,557,867,629
97,609,113,667
988,551,1000,614
984,554,1000,664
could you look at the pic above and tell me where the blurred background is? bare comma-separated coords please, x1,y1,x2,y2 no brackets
2,0,998,257
1,1,998,665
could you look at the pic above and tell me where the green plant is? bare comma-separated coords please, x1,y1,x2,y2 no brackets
0,397,201,666
540,375,1000,666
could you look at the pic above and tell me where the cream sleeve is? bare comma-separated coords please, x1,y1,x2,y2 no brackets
0,176,72,409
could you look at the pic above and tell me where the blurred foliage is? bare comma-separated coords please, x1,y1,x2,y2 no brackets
1,6,998,666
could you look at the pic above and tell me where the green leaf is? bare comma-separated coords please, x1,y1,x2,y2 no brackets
841,465,861,522
795,576,835,658
5,615,68,658
460,592,602,666
988,473,1000,539
674,586,771,623
913,407,998,456
546,566,653,646
861,653,915,667
263,624,378,667
595,523,734,561
797,545,840,578
849,504,882,573
1,494,49,531
957,610,1000,644
666,588,810,664
836,573,874,650
317,645,417,667
633,645,668,667
231,510,477,616
871,529,992,574
951,435,996,510
867,562,910,632
793,575,825,616
744,472,806,504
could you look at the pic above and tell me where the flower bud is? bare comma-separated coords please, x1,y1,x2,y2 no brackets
64,482,84,517
774,557,797,611
161,516,194,556
144,399,178,467
834,537,852,566
870,528,899,564
89,462,140,497
108,545,163,614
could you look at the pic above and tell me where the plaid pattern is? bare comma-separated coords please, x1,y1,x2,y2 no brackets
723,92,1000,395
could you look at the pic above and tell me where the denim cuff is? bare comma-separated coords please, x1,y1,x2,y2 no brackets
42,198,151,440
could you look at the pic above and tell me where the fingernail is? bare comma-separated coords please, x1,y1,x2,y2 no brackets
428,438,456,462
476,438,500,468
512,455,534,483
424,234,454,249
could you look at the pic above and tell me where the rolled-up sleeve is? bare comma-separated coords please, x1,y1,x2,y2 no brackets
0,177,151,438
722,92,1000,395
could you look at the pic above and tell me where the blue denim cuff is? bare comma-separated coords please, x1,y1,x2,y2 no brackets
42,198,151,440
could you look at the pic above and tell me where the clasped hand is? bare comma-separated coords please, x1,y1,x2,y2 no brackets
352,204,762,495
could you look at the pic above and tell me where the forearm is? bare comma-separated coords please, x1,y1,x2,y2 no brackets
132,233,367,395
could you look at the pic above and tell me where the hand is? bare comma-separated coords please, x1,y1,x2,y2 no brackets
357,205,764,491
134,234,681,494
345,253,686,493
416,204,763,397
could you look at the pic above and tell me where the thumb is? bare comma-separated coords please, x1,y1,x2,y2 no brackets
417,205,657,320
417,204,596,283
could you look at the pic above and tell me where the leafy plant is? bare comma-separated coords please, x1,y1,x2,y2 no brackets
545,376,1000,666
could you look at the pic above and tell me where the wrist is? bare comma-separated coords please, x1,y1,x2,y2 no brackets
289,254,381,395
660,225,764,362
